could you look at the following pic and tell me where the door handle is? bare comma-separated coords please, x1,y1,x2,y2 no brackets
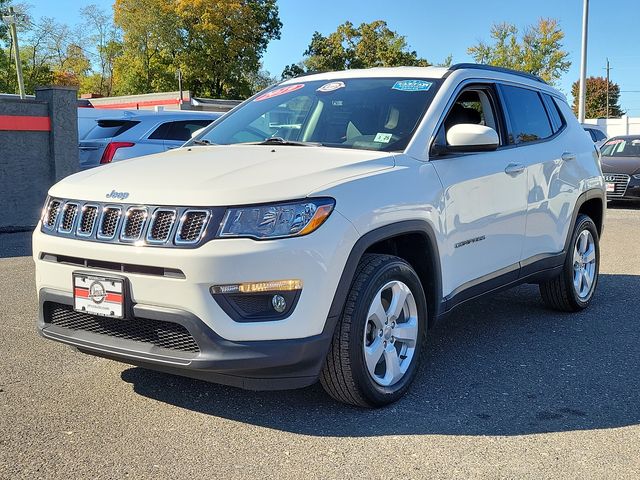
561,152,577,161
504,163,525,176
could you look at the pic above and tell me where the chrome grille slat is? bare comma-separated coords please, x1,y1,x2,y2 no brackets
77,205,98,236
58,203,78,233
41,199,218,248
146,209,176,244
44,200,61,229
97,207,122,239
121,207,148,241
604,173,630,198
175,210,210,245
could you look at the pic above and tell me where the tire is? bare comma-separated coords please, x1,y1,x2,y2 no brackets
320,254,428,407
539,214,600,312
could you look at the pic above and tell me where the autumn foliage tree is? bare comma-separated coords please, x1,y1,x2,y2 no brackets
299,20,430,74
571,77,624,118
468,18,571,85
113,0,281,98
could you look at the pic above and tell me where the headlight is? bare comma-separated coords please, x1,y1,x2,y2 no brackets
633,174,640,180
217,198,335,239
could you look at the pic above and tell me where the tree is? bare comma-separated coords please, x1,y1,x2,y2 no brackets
571,77,624,119
281,62,306,80
113,0,281,98
113,0,179,95
468,18,570,85
301,20,429,73
80,4,122,96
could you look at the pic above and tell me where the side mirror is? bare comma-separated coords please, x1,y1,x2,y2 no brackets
191,127,207,139
445,124,499,152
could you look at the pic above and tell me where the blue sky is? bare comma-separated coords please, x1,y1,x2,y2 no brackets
31,0,640,113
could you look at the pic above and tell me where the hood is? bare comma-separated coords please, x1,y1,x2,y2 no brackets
601,155,640,175
50,145,395,205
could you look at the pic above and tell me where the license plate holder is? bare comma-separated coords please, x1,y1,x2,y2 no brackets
606,182,615,193
73,273,126,319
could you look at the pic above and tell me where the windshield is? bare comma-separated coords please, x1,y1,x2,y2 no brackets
190,77,441,152
600,137,640,157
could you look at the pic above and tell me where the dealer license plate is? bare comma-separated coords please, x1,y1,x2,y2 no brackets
73,273,125,319
606,182,615,193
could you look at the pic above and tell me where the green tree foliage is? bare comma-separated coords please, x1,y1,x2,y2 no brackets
113,0,281,98
468,18,571,85
301,20,429,73
281,62,306,80
571,77,624,118
80,4,121,96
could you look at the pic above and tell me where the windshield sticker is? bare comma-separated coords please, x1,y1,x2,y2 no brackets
254,84,305,102
392,80,433,92
374,132,393,143
317,81,345,93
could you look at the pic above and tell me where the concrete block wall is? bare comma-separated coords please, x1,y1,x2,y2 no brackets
0,87,79,232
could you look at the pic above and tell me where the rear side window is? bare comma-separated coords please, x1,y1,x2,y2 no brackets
500,85,553,144
84,120,139,140
592,129,606,141
585,128,598,142
542,94,566,134
149,120,213,141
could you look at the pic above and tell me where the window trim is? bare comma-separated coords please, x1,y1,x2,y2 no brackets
428,80,510,158
495,83,567,148
541,93,567,134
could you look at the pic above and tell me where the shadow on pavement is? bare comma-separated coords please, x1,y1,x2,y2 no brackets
607,200,640,210
122,273,640,437
0,231,32,259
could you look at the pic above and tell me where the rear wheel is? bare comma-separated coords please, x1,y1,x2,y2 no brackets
320,254,427,407
539,214,600,311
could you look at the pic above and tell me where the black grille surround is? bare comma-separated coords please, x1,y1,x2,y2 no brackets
41,198,224,249
44,302,200,353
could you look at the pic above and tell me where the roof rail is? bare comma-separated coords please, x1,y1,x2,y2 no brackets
446,63,547,84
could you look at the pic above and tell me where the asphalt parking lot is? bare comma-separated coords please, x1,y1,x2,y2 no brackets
1,204,639,479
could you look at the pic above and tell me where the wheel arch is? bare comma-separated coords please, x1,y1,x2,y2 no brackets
327,220,443,331
566,189,605,252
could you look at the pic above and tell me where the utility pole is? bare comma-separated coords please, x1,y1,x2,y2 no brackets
578,0,589,123
605,59,609,119
2,7,26,99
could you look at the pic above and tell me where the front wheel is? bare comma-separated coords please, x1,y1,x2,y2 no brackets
320,254,427,407
539,214,600,311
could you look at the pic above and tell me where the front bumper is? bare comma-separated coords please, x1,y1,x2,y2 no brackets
33,211,358,342
39,289,334,390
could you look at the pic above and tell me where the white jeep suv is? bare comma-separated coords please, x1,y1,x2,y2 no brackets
33,64,605,407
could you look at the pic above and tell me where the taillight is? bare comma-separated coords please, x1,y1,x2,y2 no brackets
100,142,135,164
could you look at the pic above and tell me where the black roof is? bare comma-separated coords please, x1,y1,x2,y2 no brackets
447,63,547,84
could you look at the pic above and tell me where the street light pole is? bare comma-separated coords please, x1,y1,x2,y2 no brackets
578,0,589,123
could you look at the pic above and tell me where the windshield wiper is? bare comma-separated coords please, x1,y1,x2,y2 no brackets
192,139,217,146
252,137,321,147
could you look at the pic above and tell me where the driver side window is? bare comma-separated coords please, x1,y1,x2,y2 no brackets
444,89,500,136
431,85,503,155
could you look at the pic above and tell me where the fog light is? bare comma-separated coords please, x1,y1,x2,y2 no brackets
210,279,302,294
272,294,287,313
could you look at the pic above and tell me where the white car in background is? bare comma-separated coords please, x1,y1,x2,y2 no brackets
582,123,608,150
34,64,605,407
78,110,222,169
